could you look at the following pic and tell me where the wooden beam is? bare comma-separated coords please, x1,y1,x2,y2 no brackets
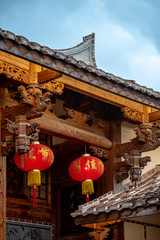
56,75,146,113
38,69,61,83
149,110,160,122
30,112,112,150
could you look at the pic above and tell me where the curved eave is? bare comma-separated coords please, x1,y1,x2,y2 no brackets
55,33,97,67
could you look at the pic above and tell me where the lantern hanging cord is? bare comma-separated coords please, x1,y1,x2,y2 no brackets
32,185,37,208
86,194,89,203
21,154,24,168
85,145,87,154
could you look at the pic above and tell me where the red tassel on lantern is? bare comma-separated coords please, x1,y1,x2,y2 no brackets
14,141,54,208
68,153,104,202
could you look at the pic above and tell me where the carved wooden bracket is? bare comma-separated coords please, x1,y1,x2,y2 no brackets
121,107,143,123
89,145,109,160
115,123,158,183
7,83,52,120
6,115,39,154
116,150,151,183
116,166,129,183
88,227,111,240
116,125,160,157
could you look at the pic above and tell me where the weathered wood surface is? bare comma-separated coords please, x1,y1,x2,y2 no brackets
30,111,112,150
6,199,52,224
0,110,6,240
100,121,122,195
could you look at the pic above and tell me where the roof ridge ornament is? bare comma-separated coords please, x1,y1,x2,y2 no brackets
55,33,97,67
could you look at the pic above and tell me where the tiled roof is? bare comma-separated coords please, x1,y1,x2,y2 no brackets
71,166,160,224
0,28,160,109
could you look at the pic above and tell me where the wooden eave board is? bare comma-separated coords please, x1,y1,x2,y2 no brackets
0,50,29,70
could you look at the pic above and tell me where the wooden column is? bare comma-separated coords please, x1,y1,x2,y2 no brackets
0,110,6,240
29,62,41,83
101,121,122,194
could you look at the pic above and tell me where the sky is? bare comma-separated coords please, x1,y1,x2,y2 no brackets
0,0,160,91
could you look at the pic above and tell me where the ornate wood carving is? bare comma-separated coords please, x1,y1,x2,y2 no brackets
5,119,18,135
116,150,151,183
27,123,40,141
139,156,151,168
115,123,158,183
122,107,143,123
88,228,111,240
134,123,152,143
5,83,52,120
152,120,160,128
6,115,39,154
116,126,160,157
64,107,90,126
116,166,129,183
84,221,123,240
41,80,64,94
0,60,29,83
89,145,109,160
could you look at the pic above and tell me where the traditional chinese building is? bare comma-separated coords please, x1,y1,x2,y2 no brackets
0,28,160,240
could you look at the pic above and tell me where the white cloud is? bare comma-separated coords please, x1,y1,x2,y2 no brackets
0,0,160,91
128,43,160,89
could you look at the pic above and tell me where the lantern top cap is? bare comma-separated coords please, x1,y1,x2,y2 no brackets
81,153,91,157
31,141,40,144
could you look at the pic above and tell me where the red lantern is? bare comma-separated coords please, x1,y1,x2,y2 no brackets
68,153,104,202
14,141,54,208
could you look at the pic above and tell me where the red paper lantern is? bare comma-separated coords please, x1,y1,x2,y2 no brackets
68,153,104,202
14,141,54,208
